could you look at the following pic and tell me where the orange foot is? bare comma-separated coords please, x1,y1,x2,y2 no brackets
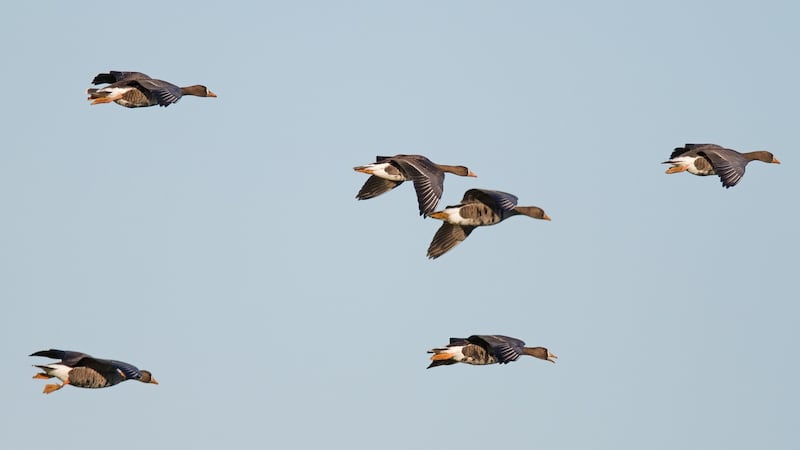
665,165,688,174
43,383,64,394
90,97,116,105
32,373,52,380
430,352,454,361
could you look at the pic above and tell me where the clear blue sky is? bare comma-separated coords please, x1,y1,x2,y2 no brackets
2,1,798,449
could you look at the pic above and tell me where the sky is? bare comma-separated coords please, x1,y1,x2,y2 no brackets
1,1,798,449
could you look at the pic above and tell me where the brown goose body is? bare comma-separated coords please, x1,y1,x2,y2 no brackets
427,335,557,368
354,154,476,216
426,189,549,259
60,366,120,389
87,71,216,108
663,143,780,188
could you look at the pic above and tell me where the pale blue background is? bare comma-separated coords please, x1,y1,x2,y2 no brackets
1,1,797,449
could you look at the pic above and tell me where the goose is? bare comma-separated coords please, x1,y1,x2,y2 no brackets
428,335,557,368
663,143,780,188
87,71,216,108
354,154,476,216
30,349,158,394
427,188,549,259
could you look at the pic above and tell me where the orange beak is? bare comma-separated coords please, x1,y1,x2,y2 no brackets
772,158,781,164
207,90,217,98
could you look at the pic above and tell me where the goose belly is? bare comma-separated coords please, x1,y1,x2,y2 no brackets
115,89,155,108
460,345,498,365
672,156,715,176
445,205,501,226
68,367,113,388
357,163,405,181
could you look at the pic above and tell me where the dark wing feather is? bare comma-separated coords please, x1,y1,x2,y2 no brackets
427,359,459,369
92,71,151,85
29,349,92,365
447,338,470,347
427,223,475,259
698,148,747,188
410,174,442,216
669,143,722,159
77,357,141,383
356,176,403,200
391,156,444,216
132,79,183,106
106,360,144,380
468,335,526,364
462,189,518,211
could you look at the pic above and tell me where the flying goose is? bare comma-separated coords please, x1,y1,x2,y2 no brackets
30,349,158,394
428,335,557,368
663,143,780,188
354,154,477,217
87,71,216,108
426,188,549,259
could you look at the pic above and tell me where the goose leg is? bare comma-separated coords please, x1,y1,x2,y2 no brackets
43,379,69,394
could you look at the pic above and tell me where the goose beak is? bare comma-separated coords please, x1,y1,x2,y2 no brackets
467,171,478,177
542,213,551,221
207,90,217,98
150,378,159,385
772,158,781,164
547,353,558,363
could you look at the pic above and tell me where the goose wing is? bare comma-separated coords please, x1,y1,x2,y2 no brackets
427,223,476,259
468,335,526,364
130,79,183,106
356,176,403,200
697,147,748,188
447,337,470,347
461,189,518,211
669,143,724,159
78,357,143,382
389,156,444,216
29,349,92,366
92,71,152,85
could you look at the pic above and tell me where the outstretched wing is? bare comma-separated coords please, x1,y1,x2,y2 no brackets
427,223,475,259
390,156,444,216
698,148,747,188
356,176,403,200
